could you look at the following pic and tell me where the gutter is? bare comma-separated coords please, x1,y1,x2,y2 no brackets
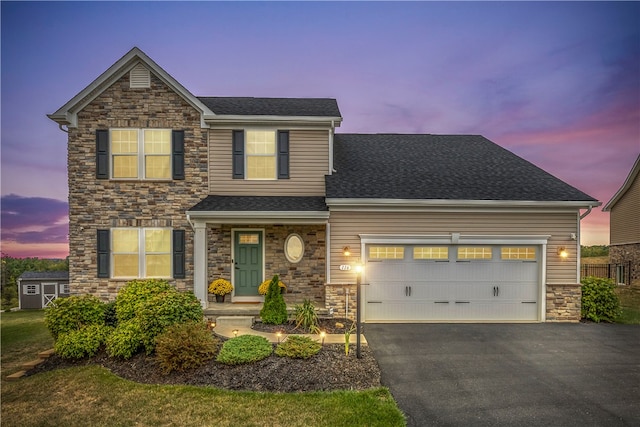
579,205,594,220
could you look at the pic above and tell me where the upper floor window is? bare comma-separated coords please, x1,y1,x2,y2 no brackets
233,130,289,180
96,129,184,180
246,130,276,179
111,129,171,179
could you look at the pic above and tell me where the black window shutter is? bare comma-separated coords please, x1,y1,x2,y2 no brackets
97,229,110,278
232,130,244,179
173,230,186,279
277,130,290,179
172,130,185,180
96,130,109,179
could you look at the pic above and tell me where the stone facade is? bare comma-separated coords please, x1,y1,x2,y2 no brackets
545,284,582,322
206,224,326,304
325,284,358,320
68,71,208,300
609,243,640,287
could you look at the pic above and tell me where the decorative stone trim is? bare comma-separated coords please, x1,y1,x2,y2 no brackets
546,283,582,322
325,283,358,320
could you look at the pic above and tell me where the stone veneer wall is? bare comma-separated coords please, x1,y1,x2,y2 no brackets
207,225,326,304
325,284,358,321
609,243,640,287
546,284,582,322
68,71,208,300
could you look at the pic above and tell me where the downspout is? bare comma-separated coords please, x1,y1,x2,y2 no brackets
328,120,334,174
579,205,593,220
186,213,195,231
58,124,69,133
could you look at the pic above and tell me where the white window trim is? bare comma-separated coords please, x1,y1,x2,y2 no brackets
110,128,172,180
244,129,277,181
111,227,173,279
284,233,304,263
24,284,39,295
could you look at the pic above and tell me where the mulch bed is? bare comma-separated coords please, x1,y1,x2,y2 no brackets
27,318,380,392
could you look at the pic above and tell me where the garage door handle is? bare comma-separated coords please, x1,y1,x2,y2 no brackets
493,286,500,297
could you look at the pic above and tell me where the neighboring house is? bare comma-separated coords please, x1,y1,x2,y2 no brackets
18,271,70,309
603,154,640,287
48,47,600,323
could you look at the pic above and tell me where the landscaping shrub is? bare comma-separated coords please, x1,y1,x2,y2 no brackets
105,319,144,359
44,295,105,340
155,322,219,374
259,274,288,325
216,335,273,365
137,290,203,354
275,335,321,359
581,276,621,323
54,324,112,359
103,301,118,327
293,299,320,333
115,279,173,322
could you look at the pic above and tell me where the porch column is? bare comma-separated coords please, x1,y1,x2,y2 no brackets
193,221,208,308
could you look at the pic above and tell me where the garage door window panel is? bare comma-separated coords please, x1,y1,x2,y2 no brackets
457,247,492,260
501,247,536,260
414,247,449,260
369,246,405,260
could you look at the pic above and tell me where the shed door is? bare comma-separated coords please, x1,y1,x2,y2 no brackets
41,283,59,308
364,245,539,322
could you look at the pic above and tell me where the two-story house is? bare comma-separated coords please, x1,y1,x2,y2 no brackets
603,154,640,287
49,47,600,322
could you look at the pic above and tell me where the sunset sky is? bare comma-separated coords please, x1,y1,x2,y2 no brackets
1,1,639,259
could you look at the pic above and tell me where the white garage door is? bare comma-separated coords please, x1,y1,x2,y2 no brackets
364,245,540,322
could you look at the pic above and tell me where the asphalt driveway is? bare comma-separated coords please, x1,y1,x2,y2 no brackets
365,323,640,426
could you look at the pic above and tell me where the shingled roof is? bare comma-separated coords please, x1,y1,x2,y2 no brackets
198,97,341,117
18,271,69,280
189,196,328,212
326,134,598,202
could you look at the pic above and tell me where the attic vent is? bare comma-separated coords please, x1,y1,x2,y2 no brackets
130,64,150,88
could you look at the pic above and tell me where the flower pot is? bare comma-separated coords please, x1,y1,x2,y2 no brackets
215,294,225,303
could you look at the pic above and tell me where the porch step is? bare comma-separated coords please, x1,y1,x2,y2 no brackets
6,370,27,381
214,316,254,328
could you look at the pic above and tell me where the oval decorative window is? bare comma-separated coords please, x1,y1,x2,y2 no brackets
284,234,304,263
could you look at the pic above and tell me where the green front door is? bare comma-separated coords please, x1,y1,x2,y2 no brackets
234,231,263,297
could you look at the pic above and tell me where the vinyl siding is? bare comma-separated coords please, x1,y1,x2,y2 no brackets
328,210,579,284
209,129,329,196
610,173,640,245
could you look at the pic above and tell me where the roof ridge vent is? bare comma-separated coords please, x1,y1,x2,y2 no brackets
130,63,150,88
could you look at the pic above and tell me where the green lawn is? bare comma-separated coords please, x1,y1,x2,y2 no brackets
1,310,405,427
616,286,640,324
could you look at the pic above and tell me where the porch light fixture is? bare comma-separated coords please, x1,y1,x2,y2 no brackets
343,246,351,257
558,247,568,258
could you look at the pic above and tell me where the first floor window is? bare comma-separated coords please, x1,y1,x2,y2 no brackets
112,228,172,278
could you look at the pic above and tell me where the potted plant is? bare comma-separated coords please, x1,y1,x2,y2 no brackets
258,278,287,295
208,278,233,302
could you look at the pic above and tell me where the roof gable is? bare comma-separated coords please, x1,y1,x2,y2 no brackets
326,134,599,204
603,154,640,212
48,47,214,128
